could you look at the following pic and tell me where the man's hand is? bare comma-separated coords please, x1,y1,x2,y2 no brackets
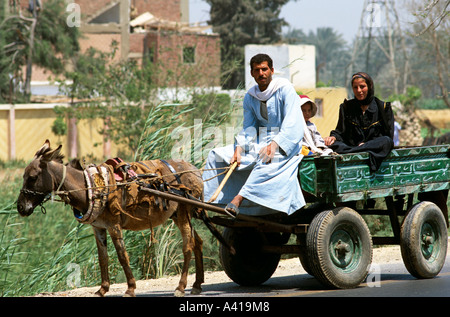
259,141,279,163
230,146,243,166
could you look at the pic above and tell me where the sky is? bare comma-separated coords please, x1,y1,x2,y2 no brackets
189,0,368,44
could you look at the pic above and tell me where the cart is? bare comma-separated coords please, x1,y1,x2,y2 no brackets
143,145,450,289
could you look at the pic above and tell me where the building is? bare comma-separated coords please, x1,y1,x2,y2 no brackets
13,0,221,93
245,44,316,91
77,0,221,88
1,0,221,161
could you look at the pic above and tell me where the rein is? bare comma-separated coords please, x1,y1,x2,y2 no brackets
19,164,68,214
20,162,232,217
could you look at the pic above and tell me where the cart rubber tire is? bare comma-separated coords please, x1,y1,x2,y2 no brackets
306,207,373,289
219,227,281,286
400,201,448,279
297,235,314,276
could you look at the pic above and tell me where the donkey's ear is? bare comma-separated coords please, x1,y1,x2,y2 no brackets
41,144,63,163
69,158,83,170
34,139,51,158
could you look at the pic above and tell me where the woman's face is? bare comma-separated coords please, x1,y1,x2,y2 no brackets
352,77,369,101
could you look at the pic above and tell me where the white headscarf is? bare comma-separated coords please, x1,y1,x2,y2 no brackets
247,77,323,155
247,77,292,101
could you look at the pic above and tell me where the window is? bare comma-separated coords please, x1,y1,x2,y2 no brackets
183,46,196,64
146,47,155,63
314,98,324,117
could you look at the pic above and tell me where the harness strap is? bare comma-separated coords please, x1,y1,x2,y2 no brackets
160,159,182,184
74,164,109,224
56,164,67,193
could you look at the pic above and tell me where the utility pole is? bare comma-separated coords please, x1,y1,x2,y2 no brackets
347,0,409,95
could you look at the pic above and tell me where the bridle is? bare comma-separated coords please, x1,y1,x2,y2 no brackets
19,165,68,214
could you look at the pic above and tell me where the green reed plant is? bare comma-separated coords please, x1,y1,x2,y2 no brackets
124,222,182,280
0,211,27,296
153,222,183,278
1,49,242,295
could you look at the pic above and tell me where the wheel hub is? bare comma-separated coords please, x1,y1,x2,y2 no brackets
335,240,351,258
421,222,438,260
329,229,360,270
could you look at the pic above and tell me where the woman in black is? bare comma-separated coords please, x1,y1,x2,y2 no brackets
324,72,394,171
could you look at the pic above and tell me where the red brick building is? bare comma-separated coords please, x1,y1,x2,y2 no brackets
77,0,221,87
144,28,220,87
15,0,221,88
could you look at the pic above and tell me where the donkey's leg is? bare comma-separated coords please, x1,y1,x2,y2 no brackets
173,205,195,297
93,227,110,297
191,229,204,295
108,224,136,297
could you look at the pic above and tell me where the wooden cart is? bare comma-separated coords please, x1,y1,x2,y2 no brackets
143,145,450,289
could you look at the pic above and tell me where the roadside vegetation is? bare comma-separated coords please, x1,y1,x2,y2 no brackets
0,91,238,296
0,172,224,296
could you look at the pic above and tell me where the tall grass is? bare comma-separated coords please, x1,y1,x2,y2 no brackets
0,92,240,296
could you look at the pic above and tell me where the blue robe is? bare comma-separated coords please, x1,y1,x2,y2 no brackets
202,80,306,216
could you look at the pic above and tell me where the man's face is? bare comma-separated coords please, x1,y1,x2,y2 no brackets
250,61,274,91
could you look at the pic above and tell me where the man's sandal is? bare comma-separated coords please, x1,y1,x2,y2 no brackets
225,203,239,217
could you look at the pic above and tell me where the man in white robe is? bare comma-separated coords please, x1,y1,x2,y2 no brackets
202,54,306,216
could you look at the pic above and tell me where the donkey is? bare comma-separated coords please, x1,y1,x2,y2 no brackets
17,140,205,297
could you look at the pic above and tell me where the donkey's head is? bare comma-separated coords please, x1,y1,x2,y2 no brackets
17,140,64,216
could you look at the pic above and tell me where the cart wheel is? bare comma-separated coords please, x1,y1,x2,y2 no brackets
219,227,281,286
400,201,448,279
296,235,314,276
306,207,373,289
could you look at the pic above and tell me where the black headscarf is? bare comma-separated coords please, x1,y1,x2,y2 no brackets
351,72,375,106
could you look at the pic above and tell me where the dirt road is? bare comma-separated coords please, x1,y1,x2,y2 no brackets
35,245,406,297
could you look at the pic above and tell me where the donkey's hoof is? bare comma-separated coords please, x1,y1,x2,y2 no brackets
123,292,136,297
174,289,185,297
191,287,202,295
94,290,106,297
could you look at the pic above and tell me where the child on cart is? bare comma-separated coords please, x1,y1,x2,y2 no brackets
299,95,333,156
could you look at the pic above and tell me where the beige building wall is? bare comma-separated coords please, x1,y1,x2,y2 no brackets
0,109,8,161
297,87,348,138
417,109,450,129
0,104,123,162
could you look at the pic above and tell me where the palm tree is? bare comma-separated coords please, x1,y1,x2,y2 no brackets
305,27,347,83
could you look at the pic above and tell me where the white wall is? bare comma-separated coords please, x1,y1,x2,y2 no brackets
245,44,316,90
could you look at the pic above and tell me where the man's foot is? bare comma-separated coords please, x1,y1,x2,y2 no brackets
225,195,243,216
225,203,239,216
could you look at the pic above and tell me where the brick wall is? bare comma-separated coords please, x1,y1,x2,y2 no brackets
75,0,113,20
147,30,221,87
75,0,180,21
132,0,181,21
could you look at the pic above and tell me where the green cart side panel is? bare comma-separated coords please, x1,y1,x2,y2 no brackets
299,145,450,203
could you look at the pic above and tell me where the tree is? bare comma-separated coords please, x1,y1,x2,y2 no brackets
283,27,349,87
0,0,79,102
408,0,449,107
56,42,237,160
206,0,291,89
304,27,347,85
282,27,307,44
411,0,449,36
345,0,412,97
